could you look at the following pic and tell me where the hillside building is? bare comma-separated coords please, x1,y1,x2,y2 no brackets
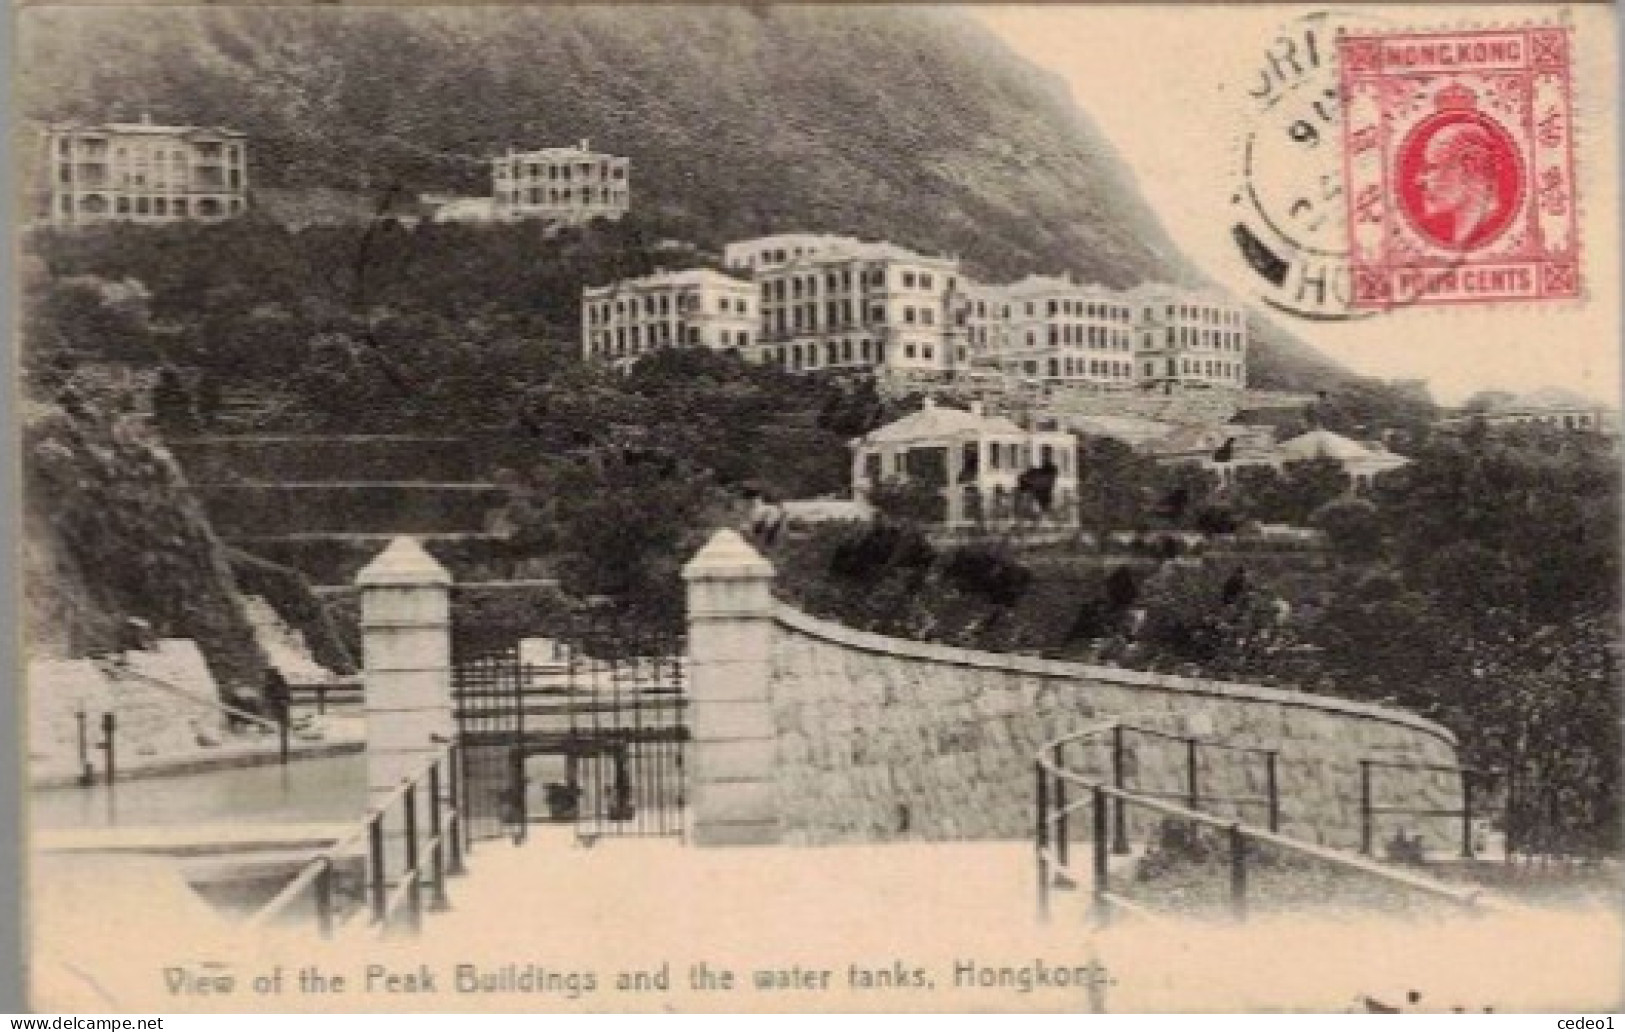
713,231,1251,394
983,275,1138,389
41,116,248,226
1129,284,1248,394
744,241,971,377
851,399,1078,527
582,268,755,365
1438,388,1620,436
493,140,629,224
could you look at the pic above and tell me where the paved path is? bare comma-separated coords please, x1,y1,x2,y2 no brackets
27,830,1624,1013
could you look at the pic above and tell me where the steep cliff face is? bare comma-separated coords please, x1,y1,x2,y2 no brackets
22,400,268,694
16,5,1344,389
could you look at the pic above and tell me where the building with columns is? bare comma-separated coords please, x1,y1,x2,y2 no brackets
493,140,629,224
40,116,248,226
582,268,756,364
850,398,1079,527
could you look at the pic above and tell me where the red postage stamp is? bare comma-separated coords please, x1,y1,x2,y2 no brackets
1339,27,1580,308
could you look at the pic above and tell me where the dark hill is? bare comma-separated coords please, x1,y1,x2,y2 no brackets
17,5,1351,392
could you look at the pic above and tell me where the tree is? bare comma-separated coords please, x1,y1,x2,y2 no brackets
1310,496,1383,563
151,364,197,434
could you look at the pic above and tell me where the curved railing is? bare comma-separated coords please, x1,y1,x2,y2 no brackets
248,741,466,938
1034,720,1496,924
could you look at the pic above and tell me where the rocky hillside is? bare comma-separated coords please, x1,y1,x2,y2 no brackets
21,399,269,694
16,5,1345,390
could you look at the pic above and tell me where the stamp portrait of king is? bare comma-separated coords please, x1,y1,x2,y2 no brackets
1339,28,1580,308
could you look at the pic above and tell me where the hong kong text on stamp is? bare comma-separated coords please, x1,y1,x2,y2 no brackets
1339,27,1580,308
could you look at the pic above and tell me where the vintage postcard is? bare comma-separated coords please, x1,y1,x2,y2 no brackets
11,1,1622,1015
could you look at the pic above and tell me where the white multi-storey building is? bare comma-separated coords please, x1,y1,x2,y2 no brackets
985,275,1138,389
745,241,970,376
959,279,1012,369
493,140,629,224
582,269,755,365
1129,284,1248,394
715,232,1249,392
41,116,248,226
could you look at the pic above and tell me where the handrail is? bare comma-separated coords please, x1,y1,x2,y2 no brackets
248,741,466,937
1034,720,1499,925
96,661,281,734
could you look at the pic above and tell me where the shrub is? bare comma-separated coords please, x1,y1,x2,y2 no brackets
942,542,1033,607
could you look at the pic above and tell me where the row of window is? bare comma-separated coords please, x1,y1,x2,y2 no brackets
1160,327,1245,350
761,301,935,337
59,167,240,189
497,162,626,182
1156,303,1243,325
1501,413,1600,429
1143,359,1242,380
499,187,626,207
753,337,944,370
55,139,242,163
759,266,953,300
1011,358,1133,379
585,292,751,323
58,194,238,217
1026,299,1132,321
587,324,751,354
1041,325,1132,350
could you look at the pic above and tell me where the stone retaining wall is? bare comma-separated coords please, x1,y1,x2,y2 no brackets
766,605,1461,852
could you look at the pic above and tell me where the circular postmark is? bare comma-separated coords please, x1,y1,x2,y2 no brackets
1228,11,1381,322
1226,11,1474,321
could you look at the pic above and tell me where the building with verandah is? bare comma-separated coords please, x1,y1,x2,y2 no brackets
582,268,755,365
850,398,1079,527
493,140,629,224
40,115,248,226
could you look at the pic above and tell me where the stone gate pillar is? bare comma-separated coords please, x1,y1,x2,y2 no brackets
682,529,780,846
357,536,453,810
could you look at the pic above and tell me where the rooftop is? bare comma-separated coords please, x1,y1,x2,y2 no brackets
858,399,1030,445
1497,387,1613,413
51,119,246,139
584,267,753,295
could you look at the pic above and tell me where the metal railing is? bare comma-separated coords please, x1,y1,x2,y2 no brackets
1034,721,1494,925
1359,757,1492,860
289,679,365,716
248,741,467,938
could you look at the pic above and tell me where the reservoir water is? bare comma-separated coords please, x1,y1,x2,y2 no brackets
30,753,367,830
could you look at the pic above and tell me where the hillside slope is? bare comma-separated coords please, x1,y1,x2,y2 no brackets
17,5,1345,390
22,400,269,693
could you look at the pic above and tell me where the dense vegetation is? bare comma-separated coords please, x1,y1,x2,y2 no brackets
774,426,1621,858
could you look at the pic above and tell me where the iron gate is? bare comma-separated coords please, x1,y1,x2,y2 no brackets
451,591,688,842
